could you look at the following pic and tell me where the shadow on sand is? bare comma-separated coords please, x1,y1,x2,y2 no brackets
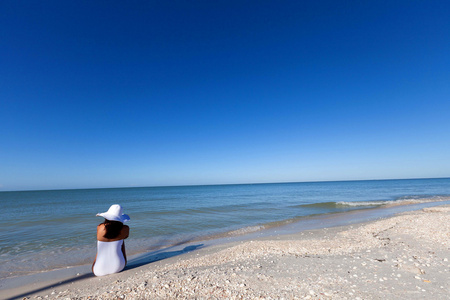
126,244,204,270
6,244,204,300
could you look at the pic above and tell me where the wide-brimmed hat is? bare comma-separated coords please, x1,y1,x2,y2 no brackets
96,204,130,223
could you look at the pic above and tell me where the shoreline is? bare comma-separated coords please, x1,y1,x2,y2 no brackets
2,181,449,284
2,197,445,282
3,202,449,299
2,198,448,282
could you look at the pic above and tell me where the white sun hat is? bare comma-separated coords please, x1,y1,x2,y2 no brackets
96,204,130,223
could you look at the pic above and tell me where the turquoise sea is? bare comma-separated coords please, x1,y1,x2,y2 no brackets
1,178,449,279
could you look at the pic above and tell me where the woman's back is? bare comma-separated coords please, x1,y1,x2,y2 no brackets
93,240,126,276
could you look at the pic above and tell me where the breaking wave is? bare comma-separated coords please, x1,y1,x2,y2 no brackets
338,196,450,207
290,196,450,209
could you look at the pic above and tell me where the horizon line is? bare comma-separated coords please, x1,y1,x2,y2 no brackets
1,176,449,193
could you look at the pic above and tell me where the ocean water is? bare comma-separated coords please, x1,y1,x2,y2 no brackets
1,178,449,279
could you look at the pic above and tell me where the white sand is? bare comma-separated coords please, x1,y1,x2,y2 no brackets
8,205,450,299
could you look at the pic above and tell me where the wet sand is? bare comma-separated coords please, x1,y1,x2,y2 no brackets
4,205,450,299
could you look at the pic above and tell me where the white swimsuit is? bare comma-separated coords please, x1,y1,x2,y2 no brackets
93,240,126,276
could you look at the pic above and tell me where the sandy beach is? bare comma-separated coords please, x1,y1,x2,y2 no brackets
5,204,450,299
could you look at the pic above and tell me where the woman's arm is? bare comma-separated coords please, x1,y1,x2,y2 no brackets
121,225,129,264
92,253,97,272
121,241,127,264
93,225,102,271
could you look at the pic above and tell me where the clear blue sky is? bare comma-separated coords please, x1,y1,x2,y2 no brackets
1,1,449,191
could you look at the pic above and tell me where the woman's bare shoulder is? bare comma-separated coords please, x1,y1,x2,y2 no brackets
121,225,130,239
96,224,106,240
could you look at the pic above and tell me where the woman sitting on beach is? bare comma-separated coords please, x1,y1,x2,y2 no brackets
92,204,130,276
